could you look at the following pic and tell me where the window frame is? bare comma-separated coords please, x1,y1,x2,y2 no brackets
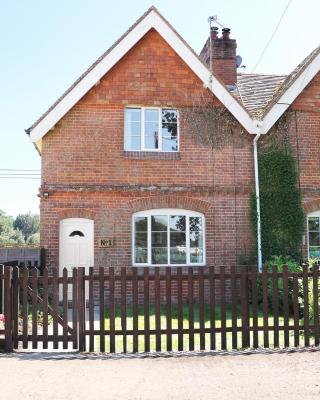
307,211,320,259
124,107,179,152
132,208,206,267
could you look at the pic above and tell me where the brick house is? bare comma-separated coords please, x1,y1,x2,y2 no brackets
26,7,320,275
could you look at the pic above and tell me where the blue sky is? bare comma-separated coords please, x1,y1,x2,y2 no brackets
1,0,319,217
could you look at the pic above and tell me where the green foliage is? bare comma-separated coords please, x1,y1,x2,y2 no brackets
27,232,40,245
250,144,304,261
255,256,302,313
14,212,40,242
0,209,40,245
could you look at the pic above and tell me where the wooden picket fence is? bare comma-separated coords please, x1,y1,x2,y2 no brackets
0,264,319,353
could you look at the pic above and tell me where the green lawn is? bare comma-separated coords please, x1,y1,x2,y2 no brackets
101,305,308,353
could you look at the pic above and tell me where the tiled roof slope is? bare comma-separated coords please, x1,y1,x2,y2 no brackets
235,74,287,118
234,46,320,119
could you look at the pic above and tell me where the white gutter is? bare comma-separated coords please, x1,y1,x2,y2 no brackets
253,121,263,272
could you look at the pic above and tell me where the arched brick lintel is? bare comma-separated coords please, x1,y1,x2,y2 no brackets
127,195,211,214
303,199,320,214
57,208,96,221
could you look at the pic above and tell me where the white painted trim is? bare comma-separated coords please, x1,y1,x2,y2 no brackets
29,8,254,142
261,51,320,134
132,208,206,267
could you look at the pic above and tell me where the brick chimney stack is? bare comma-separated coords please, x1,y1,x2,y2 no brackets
200,26,237,87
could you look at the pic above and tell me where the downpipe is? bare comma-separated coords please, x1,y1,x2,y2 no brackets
253,122,263,272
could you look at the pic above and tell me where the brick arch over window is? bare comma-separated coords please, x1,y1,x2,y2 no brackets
127,195,210,214
303,199,320,214
57,208,96,221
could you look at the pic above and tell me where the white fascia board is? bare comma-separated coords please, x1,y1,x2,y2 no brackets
261,51,320,134
30,9,254,142
30,13,154,142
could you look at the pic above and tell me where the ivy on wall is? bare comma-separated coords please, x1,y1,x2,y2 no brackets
250,143,304,261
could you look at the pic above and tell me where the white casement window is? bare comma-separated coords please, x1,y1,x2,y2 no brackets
124,107,179,152
132,209,205,266
307,211,320,259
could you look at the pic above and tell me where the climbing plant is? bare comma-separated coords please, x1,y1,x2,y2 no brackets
250,143,304,261
179,90,247,149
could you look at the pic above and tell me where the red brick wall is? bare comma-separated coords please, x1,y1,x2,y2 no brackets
40,29,255,271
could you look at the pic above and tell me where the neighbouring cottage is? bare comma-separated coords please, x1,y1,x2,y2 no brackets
26,7,320,277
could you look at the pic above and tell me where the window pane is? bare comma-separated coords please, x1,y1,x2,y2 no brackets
152,216,167,231
134,216,147,264
170,247,186,264
125,108,141,150
162,109,177,124
170,216,185,232
136,233,147,247
310,247,320,258
152,248,168,264
152,232,167,247
190,249,203,264
190,217,202,245
125,135,140,151
170,216,186,264
309,232,320,246
135,217,147,232
190,217,203,263
170,232,186,246
145,109,159,122
145,133,159,149
135,247,147,264
151,215,168,264
145,119,159,149
162,131,178,152
162,109,178,152
309,217,319,231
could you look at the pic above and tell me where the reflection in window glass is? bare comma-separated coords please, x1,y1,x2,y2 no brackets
125,108,141,150
308,216,320,258
190,217,203,263
170,216,186,264
145,109,159,150
134,217,148,263
151,216,168,264
162,109,178,152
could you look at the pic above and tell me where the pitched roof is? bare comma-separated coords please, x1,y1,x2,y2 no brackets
26,6,253,148
235,73,287,118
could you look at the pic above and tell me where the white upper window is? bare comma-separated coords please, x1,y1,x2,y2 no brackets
124,107,178,152
132,209,205,266
307,211,320,259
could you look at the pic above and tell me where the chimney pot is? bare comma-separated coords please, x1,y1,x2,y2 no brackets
222,27,231,40
210,26,218,40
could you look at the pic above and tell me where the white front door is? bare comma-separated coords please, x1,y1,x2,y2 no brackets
59,217,94,282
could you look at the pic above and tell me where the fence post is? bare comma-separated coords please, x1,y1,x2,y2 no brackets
78,267,85,352
4,266,13,352
241,266,249,348
40,248,46,269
